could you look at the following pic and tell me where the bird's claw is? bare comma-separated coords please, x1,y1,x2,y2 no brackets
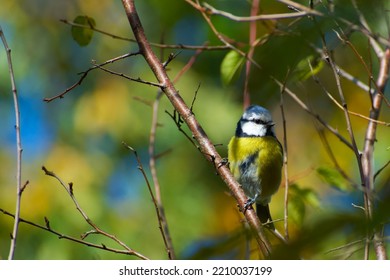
242,194,259,213
244,198,255,211
217,158,229,169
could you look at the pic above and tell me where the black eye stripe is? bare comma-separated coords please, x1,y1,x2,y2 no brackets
242,118,274,126
253,119,265,124
243,118,266,125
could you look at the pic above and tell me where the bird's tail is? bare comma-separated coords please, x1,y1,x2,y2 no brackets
256,203,275,230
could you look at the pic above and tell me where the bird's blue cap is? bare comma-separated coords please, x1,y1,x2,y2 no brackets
242,105,272,121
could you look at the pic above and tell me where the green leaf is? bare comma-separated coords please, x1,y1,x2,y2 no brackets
317,166,351,192
288,184,320,225
71,16,96,46
220,50,244,86
293,55,324,81
288,195,306,225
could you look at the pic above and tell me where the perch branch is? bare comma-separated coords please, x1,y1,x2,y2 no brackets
121,0,272,258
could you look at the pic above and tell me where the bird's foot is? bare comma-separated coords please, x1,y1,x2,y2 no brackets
242,194,258,213
217,158,229,169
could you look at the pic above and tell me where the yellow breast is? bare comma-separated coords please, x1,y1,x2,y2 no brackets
228,136,283,203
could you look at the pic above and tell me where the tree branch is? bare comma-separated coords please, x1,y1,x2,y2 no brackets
60,18,229,51
0,25,24,260
201,2,320,21
41,166,145,258
121,0,272,258
243,0,260,108
122,143,175,259
361,47,390,260
280,73,290,241
0,208,148,260
44,52,141,102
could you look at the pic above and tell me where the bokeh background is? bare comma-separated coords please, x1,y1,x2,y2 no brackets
0,0,389,259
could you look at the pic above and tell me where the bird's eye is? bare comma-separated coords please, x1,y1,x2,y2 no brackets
253,119,263,125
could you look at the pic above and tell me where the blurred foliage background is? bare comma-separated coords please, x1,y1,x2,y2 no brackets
0,0,389,260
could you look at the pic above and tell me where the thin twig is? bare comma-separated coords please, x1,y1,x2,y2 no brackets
278,0,390,48
1,25,23,260
44,52,141,102
0,208,148,259
60,19,229,51
277,82,354,150
320,25,372,258
280,72,290,241
41,166,142,257
146,46,205,259
324,238,366,255
243,0,259,108
122,143,174,259
92,62,164,88
309,60,389,126
333,29,390,107
147,91,176,260
142,45,178,259
337,66,375,95
191,0,263,70
316,20,364,176
374,160,390,181
309,43,380,99
190,83,201,113
350,0,384,59
165,109,198,148
202,2,319,21
315,126,358,189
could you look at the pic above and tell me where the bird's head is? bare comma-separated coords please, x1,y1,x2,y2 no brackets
235,105,276,137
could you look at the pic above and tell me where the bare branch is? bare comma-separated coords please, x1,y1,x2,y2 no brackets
92,62,164,88
333,30,390,107
279,71,290,241
278,82,354,150
315,126,359,189
122,143,175,259
324,238,366,255
44,52,141,102
0,208,148,259
165,109,198,148
41,166,144,258
147,92,177,260
243,0,260,108
374,160,390,181
350,0,384,58
361,47,390,260
60,18,229,51
0,25,23,260
145,47,205,259
309,61,389,126
201,2,317,21
279,0,390,48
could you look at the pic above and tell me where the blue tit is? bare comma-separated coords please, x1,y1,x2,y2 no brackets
228,105,283,230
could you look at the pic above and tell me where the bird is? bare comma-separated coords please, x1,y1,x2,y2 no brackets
228,105,283,230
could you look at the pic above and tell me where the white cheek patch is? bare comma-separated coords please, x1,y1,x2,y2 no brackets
242,121,267,137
